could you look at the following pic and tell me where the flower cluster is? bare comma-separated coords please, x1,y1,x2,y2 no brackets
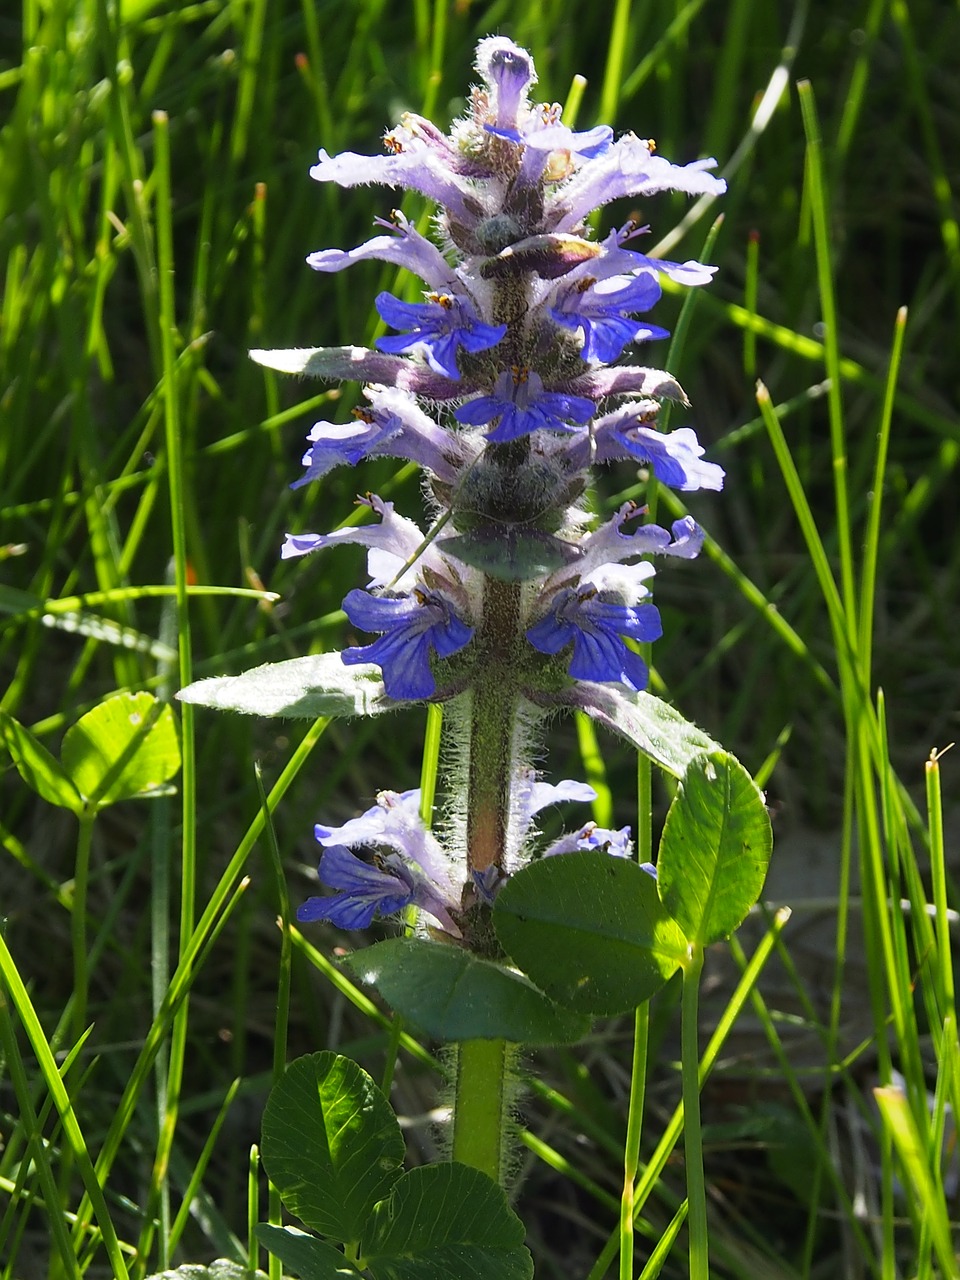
297,775,637,934
262,37,725,936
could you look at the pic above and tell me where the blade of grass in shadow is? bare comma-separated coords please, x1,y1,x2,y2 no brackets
0,993,82,1278
586,907,791,1280
166,1078,242,1257
72,714,334,1251
257,759,293,1280
0,934,131,1278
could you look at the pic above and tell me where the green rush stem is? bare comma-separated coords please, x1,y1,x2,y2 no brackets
465,577,522,875
136,108,196,1274
71,810,96,1048
620,1005,649,1280
681,944,709,1280
451,1039,509,1180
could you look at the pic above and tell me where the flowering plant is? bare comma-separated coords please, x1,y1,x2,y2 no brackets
181,37,772,1280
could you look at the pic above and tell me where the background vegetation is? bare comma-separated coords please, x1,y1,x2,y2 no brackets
1,0,957,1276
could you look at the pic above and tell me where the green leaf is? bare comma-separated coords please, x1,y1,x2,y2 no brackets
60,692,181,808
657,751,773,946
441,528,578,582
147,1262,268,1280
575,684,719,778
256,1225,362,1279
178,653,395,719
0,711,83,814
342,939,590,1044
363,1162,533,1280
260,1053,404,1242
493,852,688,1016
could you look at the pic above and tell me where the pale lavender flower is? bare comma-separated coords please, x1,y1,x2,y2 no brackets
543,822,633,858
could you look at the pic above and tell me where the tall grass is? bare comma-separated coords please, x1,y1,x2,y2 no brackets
1,2,957,1276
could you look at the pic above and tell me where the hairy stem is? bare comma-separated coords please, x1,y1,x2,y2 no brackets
451,1039,510,1178
466,575,523,874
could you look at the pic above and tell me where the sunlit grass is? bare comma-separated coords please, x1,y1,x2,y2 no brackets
1,1,958,1276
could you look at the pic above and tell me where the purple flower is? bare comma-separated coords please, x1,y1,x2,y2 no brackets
298,844,422,930
475,36,537,134
309,141,479,229
342,586,473,700
307,211,461,292
543,822,633,858
570,503,705,580
315,787,446,878
590,222,720,288
514,770,597,826
285,387,464,491
289,409,401,487
592,408,725,491
454,368,595,442
282,492,470,598
549,273,669,363
299,789,461,934
550,134,726,234
375,291,506,380
527,563,663,692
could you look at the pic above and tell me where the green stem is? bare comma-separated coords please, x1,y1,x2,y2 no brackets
681,944,708,1279
451,1039,509,1179
620,1005,649,1280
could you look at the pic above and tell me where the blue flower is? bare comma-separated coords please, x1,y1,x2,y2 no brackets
527,565,663,691
375,291,506,380
299,789,461,934
549,273,669,364
454,368,595,442
514,770,597,827
593,221,721,288
288,408,402,488
342,586,473,700
298,844,422,930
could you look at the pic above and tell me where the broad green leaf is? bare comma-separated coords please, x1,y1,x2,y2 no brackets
260,1053,403,1242
0,711,83,814
363,1162,533,1280
147,1262,267,1280
256,1225,362,1279
343,939,590,1044
657,751,773,945
493,852,688,1016
575,684,719,778
60,692,181,808
178,653,395,719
